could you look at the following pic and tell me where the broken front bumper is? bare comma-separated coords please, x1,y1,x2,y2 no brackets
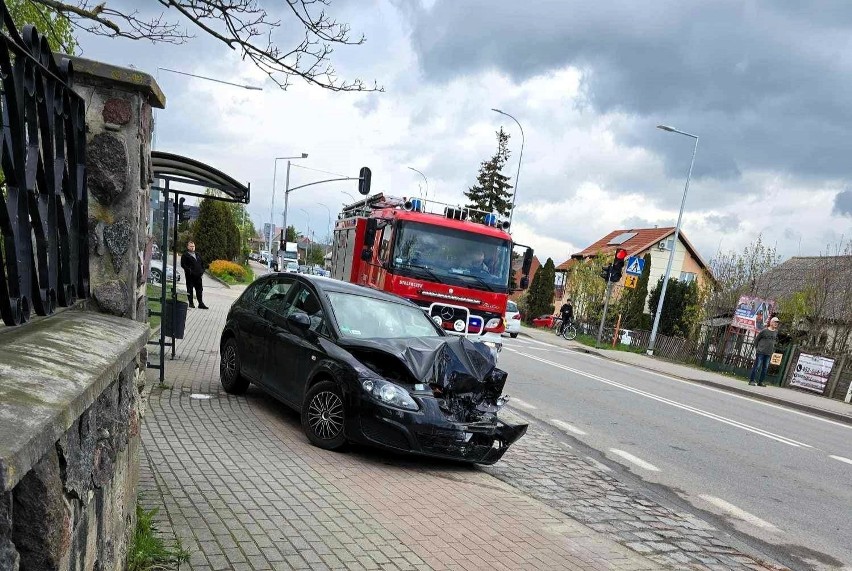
350,396,528,465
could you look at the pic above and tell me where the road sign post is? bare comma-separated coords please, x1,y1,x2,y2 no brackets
596,281,614,347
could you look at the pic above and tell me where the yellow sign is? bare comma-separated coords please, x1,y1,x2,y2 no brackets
624,275,638,289
770,352,783,366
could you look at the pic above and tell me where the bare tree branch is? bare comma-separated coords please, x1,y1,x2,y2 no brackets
29,0,382,91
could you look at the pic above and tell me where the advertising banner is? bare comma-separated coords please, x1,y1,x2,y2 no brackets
732,295,776,333
789,353,835,394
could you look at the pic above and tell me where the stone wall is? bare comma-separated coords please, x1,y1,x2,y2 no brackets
0,58,165,571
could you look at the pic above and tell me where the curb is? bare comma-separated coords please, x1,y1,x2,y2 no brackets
205,270,231,289
519,331,852,426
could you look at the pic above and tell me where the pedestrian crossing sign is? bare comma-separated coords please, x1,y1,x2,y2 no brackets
625,256,645,276
624,275,638,288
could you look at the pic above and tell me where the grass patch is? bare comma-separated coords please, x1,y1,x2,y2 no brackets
574,333,646,353
146,284,188,331
128,503,190,571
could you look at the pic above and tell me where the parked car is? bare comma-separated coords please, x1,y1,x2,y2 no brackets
219,274,527,464
504,300,521,338
532,314,557,328
284,261,299,273
148,263,180,285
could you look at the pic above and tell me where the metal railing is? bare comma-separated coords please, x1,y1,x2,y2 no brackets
0,0,88,327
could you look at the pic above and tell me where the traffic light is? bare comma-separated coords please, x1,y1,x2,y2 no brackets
358,166,372,195
599,265,611,282
609,248,628,282
178,197,191,222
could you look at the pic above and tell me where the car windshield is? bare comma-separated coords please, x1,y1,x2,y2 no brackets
392,221,511,291
327,292,441,339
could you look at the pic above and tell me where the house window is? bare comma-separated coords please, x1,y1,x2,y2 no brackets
680,272,696,283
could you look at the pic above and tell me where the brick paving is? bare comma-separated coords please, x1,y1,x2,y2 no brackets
139,274,789,570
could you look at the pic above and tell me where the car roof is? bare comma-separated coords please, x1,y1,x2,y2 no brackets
267,273,418,306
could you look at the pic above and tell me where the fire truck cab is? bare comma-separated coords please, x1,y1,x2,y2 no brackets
331,194,534,357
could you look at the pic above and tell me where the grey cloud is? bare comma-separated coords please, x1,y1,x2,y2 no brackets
408,1,852,184
705,213,741,232
832,190,852,217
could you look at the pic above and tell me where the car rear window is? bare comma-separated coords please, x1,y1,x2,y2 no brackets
506,301,518,312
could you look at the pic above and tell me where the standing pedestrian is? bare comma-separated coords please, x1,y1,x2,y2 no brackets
749,316,779,386
558,299,574,335
180,241,208,309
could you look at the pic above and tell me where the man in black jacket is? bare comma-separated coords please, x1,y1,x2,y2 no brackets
749,317,779,386
180,241,208,309
558,299,574,335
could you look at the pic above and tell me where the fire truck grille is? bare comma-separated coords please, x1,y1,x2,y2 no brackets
429,305,484,334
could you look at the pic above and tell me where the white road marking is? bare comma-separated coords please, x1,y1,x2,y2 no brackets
829,455,852,466
551,419,588,435
506,348,813,448
586,456,612,472
609,448,660,472
558,348,852,432
509,397,537,410
699,495,780,532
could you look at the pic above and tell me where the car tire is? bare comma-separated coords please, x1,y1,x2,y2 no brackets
220,337,250,394
302,380,347,451
149,267,163,285
510,332,518,338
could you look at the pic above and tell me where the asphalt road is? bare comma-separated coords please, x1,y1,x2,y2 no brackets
497,335,852,570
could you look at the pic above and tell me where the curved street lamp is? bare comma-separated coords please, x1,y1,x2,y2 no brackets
492,108,525,227
268,154,309,271
407,166,429,199
647,124,700,356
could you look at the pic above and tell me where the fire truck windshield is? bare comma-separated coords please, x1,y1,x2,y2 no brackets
392,221,511,292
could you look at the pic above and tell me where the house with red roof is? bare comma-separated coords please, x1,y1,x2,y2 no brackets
555,227,712,313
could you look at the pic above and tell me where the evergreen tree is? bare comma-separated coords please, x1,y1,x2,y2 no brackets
525,258,556,322
620,253,651,329
465,128,514,218
193,198,240,265
648,277,700,337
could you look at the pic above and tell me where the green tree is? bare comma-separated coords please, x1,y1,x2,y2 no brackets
619,253,651,329
465,128,514,218
193,198,239,266
524,258,556,322
6,0,76,53
648,277,700,337
564,254,608,323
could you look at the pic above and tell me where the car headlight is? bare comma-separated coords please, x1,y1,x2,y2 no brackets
361,378,418,411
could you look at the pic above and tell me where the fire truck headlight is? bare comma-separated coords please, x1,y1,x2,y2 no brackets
484,318,502,329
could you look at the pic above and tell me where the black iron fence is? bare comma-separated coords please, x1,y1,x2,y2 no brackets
0,1,88,327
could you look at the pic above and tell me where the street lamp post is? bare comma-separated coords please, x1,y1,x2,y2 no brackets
407,167,429,199
300,208,311,264
341,191,357,203
268,154,308,272
647,124,700,356
492,108,525,227
317,202,332,247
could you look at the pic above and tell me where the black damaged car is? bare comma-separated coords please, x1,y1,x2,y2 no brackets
219,274,527,464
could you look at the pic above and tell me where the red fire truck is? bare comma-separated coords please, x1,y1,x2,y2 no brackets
330,194,534,356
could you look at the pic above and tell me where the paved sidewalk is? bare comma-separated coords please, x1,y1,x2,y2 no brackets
519,326,852,425
140,282,662,570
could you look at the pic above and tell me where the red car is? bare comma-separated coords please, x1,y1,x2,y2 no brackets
532,314,557,328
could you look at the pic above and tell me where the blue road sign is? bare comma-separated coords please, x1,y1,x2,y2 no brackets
625,256,645,276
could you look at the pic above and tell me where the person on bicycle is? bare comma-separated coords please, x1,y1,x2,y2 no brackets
558,299,574,335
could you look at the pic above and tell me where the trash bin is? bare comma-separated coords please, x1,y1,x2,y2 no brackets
162,299,188,339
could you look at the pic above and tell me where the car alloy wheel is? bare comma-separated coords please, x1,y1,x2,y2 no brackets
307,390,344,440
219,337,249,394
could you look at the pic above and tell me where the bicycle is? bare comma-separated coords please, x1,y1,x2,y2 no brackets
560,320,578,341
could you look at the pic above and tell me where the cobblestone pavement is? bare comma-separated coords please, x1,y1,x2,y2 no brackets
140,280,660,571
483,411,787,571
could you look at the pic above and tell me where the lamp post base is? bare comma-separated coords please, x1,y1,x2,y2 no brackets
646,349,655,356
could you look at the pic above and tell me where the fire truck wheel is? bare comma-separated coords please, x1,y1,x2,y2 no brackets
220,337,250,394
302,380,347,451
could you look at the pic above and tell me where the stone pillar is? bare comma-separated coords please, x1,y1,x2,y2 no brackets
65,56,166,323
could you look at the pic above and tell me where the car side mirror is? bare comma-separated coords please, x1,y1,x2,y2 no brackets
522,248,534,274
287,312,311,334
520,276,529,289
364,218,378,247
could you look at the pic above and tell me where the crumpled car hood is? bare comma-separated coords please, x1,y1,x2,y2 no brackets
337,335,503,393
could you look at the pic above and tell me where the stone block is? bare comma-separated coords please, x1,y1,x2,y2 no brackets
93,279,128,317
103,218,132,270
102,98,132,125
12,450,72,571
0,492,20,571
58,408,96,499
88,133,128,206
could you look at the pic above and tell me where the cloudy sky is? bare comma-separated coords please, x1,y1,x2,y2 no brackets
77,0,852,266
